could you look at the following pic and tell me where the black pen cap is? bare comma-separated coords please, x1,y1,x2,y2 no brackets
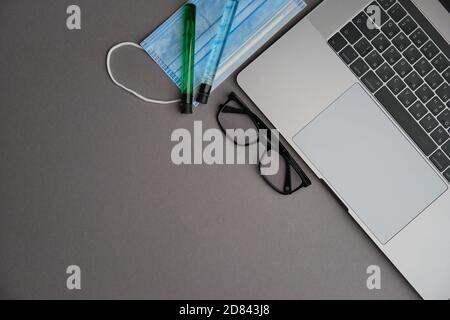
180,93,193,114
196,83,212,105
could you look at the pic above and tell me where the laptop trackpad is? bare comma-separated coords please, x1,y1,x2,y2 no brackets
293,84,447,244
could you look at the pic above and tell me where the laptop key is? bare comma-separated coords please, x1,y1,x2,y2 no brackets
432,54,450,73
436,83,450,102
341,22,362,44
353,11,380,40
425,70,444,90
403,45,422,64
367,1,390,27
409,101,427,120
398,88,417,107
350,58,370,77
416,84,434,104
429,150,450,172
420,114,439,133
383,46,402,65
421,41,440,60
372,33,390,53
405,71,423,91
387,3,407,22
414,58,433,77
354,38,374,57
394,58,413,77
377,0,396,10
387,75,406,95
361,71,383,93
365,50,384,69
382,20,400,39
409,28,429,48
437,109,450,129
376,63,395,82
443,68,450,83
399,16,418,35
328,33,347,52
444,168,450,183
443,140,450,158
392,32,411,52
339,45,358,64
431,126,450,145
426,97,446,116
375,87,437,156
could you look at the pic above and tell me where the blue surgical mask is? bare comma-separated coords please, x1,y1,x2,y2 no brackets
107,0,307,105
142,0,307,91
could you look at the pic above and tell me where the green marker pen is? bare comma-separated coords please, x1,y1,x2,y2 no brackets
180,3,196,114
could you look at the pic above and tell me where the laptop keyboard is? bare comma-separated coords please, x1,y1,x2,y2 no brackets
328,0,450,183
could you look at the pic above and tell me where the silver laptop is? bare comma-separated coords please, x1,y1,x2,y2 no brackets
237,0,450,299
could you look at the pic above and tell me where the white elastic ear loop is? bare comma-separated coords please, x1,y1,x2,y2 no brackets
106,42,181,105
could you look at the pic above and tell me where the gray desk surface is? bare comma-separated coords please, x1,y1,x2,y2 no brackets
0,0,418,299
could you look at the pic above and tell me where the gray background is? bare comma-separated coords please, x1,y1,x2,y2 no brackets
0,0,418,299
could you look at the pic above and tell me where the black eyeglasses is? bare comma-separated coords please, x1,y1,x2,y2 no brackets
217,92,312,195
